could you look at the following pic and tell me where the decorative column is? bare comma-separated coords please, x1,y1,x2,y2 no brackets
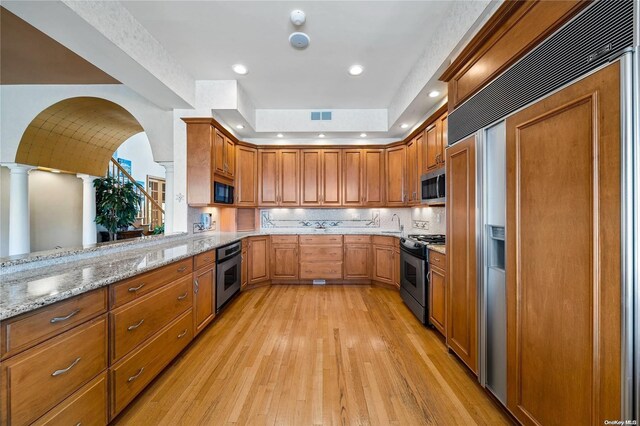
77,174,98,245
158,162,174,234
5,163,34,256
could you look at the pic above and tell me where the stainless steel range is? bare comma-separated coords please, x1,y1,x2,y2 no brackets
399,234,445,325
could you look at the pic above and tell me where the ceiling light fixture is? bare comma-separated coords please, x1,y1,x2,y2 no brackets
277,133,284,138
290,10,306,26
348,65,364,76
51,169,61,173
289,32,310,49
236,124,244,129
318,133,325,138
428,90,440,98
232,64,248,75
360,133,367,137
400,123,410,129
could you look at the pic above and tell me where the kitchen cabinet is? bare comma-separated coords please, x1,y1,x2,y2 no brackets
372,236,395,285
446,135,477,374
425,113,447,172
406,135,421,204
342,149,363,206
299,235,343,280
385,145,407,206
258,149,300,206
301,149,341,206
193,250,216,336
343,235,371,280
235,145,257,206
270,235,299,281
428,250,446,336
342,149,385,206
393,246,400,289
504,63,621,425
185,121,215,205
247,236,270,284
241,241,248,289
213,130,235,178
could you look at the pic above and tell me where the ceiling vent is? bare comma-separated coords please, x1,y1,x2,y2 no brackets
311,111,332,121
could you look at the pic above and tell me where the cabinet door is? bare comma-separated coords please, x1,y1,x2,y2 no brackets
271,244,298,280
241,247,248,289
505,63,621,425
385,145,406,206
344,244,370,279
279,150,300,206
437,114,448,166
236,145,257,206
429,265,446,335
322,149,341,206
214,129,225,175
248,237,270,284
393,247,400,288
300,149,321,206
186,123,213,205
225,137,235,178
363,149,385,205
406,138,418,204
193,266,215,335
446,135,477,374
342,149,363,206
372,245,394,284
425,124,438,171
258,150,278,206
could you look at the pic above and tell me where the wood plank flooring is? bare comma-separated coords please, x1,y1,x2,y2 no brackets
114,285,512,425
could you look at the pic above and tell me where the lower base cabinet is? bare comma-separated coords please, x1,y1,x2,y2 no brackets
241,241,248,289
428,250,446,336
193,265,215,335
372,236,396,285
247,236,270,284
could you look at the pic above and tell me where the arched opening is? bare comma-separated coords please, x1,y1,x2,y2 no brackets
3,96,166,255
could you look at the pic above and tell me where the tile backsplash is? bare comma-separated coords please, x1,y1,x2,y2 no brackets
188,206,219,234
411,206,446,235
260,208,412,232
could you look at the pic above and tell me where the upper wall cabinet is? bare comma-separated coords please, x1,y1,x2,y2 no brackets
424,113,447,173
235,145,257,206
213,130,235,179
258,149,300,207
385,145,407,206
185,121,215,206
300,149,342,207
342,149,385,207
440,1,588,110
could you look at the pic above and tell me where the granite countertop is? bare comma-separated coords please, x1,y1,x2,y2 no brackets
0,229,430,320
427,244,446,255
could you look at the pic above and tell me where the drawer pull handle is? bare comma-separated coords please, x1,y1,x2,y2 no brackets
127,319,145,331
128,283,145,292
177,329,187,339
177,292,188,300
51,357,81,376
50,309,80,324
194,279,199,294
127,367,144,383
76,423,82,426
177,266,188,272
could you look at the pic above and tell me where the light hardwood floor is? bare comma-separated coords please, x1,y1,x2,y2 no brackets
114,285,512,425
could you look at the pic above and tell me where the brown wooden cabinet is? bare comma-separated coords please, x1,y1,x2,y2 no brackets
393,246,400,289
372,236,396,285
258,149,300,206
193,263,215,336
504,63,621,426
247,236,270,284
342,149,385,206
213,130,235,178
235,145,257,206
445,135,477,374
270,236,299,281
241,241,248,289
301,149,341,206
424,113,447,172
344,236,371,280
342,149,363,206
428,250,446,336
385,145,406,206
406,135,420,204
185,122,215,205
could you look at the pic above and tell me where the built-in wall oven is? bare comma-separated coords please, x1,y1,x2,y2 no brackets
421,169,445,204
216,241,241,312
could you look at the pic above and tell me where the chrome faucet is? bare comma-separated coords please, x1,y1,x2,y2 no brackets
391,213,404,232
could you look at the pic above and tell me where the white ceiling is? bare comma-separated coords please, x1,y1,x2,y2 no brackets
121,1,452,110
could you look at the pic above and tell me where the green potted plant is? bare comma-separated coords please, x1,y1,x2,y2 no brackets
94,177,141,241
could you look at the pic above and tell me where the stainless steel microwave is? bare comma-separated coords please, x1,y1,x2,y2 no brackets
213,181,234,204
421,170,445,204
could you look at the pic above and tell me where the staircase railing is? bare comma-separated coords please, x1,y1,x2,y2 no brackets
108,158,164,231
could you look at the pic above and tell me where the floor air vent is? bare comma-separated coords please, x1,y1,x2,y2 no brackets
448,0,634,144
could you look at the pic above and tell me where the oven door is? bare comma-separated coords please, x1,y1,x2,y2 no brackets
216,253,240,312
400,249,426,305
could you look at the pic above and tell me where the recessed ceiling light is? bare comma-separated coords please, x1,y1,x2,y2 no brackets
348,65,364,76
318,133,325,138
232,64,248,75
360,133,367,137
400,123,410,129
277,133,284,138
235,124,244,129
51,169,61,173
428,90,440,98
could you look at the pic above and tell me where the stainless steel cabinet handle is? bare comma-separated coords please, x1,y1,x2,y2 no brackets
51,357,81,376
177,292,188,301
128,283,145,293
177,266,187,273
75,422,82,426
127,319,145,331
50,309,80,324
194,279,199,294
177,329,187,339
127,367,144,383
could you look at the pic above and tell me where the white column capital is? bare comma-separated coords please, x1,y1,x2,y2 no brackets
76,174,100,182
2,163,35,174
158,161,174,173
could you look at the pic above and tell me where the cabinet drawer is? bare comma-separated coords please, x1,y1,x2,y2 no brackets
110,275,192,362
299,246,343,262
32,371,108,426
300,262,343,279
194,250,216,270
372,235,396,246
111,310,193,418
2,315,107,426
1,288,107,359
271,235,298,244
299,235,343,245
344,235,371,244
110,258,193,308
428,250,446,268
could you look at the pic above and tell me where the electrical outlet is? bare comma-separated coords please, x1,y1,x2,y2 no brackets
436,213,441,223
